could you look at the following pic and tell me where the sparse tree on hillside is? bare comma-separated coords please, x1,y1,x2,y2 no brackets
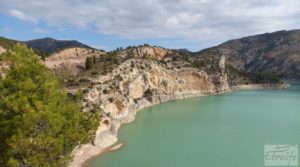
92,56,97,64
85,56,94,70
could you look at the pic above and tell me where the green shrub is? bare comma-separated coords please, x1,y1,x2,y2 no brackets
192,60,205,68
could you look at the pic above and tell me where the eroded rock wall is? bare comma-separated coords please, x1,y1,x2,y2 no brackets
69,55,230,167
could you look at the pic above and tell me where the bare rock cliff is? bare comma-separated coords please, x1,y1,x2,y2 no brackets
68,45,286,167
69,54,230,167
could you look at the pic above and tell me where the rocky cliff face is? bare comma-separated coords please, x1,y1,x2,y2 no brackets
68,47,246,167
83,57,229,115
130,46,169,60
0,42,286,167
69,44,286,166
196,30,300,78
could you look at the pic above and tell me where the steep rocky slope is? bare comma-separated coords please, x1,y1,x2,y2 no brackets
67,46,285,167
196,30,300,78
44,47,104,75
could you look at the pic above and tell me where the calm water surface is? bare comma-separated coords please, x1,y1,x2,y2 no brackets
90,84,300,167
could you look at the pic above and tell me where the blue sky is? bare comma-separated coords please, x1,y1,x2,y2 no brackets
1,0,300,51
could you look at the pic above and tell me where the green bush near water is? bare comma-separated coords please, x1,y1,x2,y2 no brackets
0,45,99,167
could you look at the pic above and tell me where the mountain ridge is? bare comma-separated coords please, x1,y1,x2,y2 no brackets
196,29,300,78
24,37,94,55
0,36,95,56
1,29,300,79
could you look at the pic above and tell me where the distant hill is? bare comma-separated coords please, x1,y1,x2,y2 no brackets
0,37,18,50
196,30,300,78
2,29,300,78
0,37,94,56
24,38,93,55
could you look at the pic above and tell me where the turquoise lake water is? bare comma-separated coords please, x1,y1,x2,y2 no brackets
90,84,300,167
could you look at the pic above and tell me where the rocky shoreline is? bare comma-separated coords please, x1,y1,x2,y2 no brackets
230,84,289,90
69,83,287,167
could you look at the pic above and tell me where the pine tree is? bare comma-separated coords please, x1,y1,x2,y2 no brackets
0,45,99,167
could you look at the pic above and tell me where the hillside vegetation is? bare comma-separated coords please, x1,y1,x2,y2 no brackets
0,45,99,167
196,30,300,78
0,37,17,50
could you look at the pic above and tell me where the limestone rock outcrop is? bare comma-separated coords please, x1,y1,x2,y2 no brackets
69,55,230,167
0,46,5,55
0,46,9,79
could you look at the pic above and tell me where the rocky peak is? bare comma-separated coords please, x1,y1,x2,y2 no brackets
124,46,170,60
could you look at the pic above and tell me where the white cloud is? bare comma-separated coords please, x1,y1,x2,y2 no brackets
1,0,300,48
166,16,179,27
8,9,37,23
33,28,49,34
